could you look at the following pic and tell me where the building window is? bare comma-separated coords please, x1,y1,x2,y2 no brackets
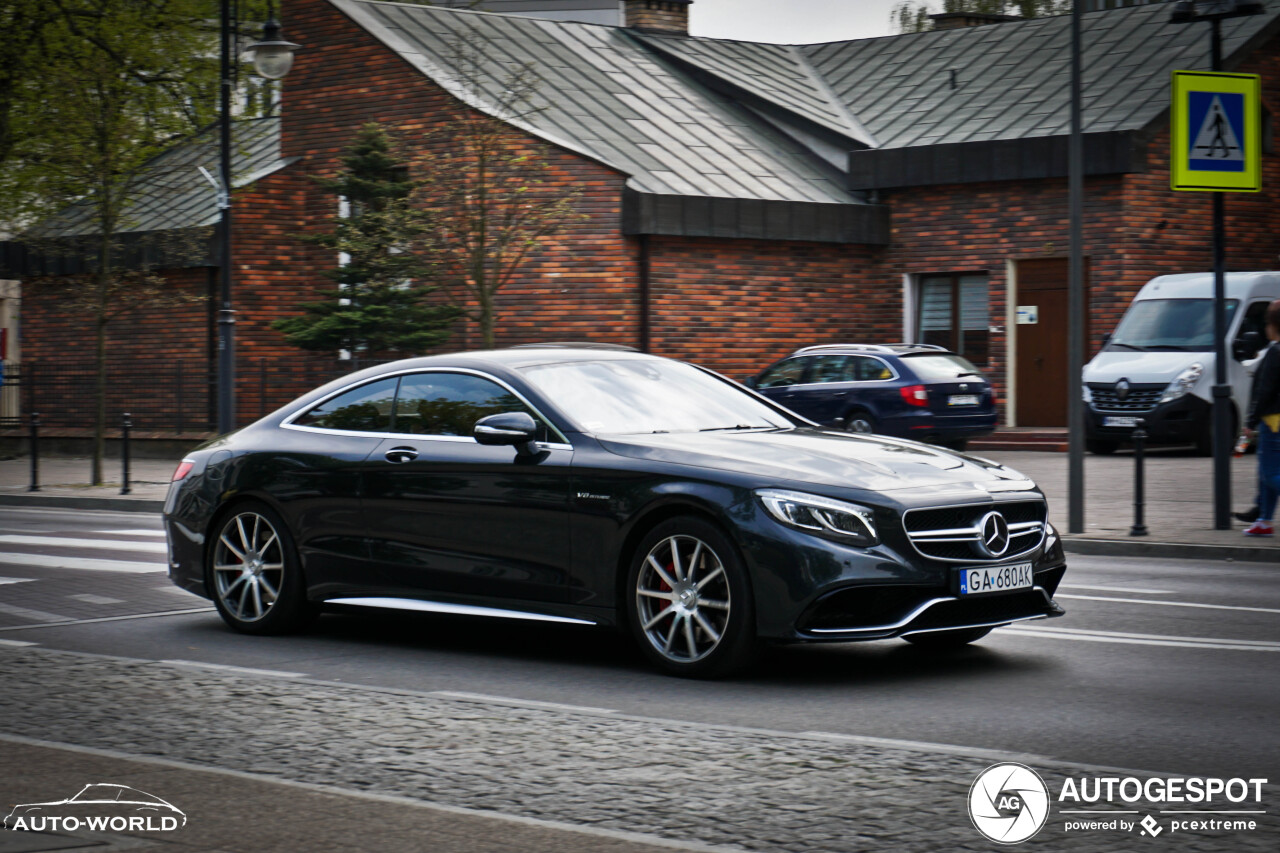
918,273,989,365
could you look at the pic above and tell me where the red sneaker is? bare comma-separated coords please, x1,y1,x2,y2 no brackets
1243,521,1274,537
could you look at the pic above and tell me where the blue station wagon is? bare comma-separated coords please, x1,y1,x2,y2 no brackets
747,344,998,450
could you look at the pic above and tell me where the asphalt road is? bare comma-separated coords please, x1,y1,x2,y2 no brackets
0,505,1276,780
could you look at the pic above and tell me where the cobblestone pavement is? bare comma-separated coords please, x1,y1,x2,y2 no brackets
0,647,1273,852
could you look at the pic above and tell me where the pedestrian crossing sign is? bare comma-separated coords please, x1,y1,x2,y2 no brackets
1171,71,1261,192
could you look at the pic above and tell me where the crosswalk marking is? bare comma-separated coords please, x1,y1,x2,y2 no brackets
0,552,162,574
0,535,167,554
0,601,70,623
70,594,125,605
93,529,165,538
0,577,36,585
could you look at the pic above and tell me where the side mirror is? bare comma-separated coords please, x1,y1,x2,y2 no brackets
742,376,758,389
474,412,540,457
1233,330,1265,362
1101,332,1112,347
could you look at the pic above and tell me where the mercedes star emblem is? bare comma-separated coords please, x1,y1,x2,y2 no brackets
979,511,1010,558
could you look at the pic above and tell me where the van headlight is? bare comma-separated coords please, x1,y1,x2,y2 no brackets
757,489,878,546
1160,363,1203,404
1082,385,1093,404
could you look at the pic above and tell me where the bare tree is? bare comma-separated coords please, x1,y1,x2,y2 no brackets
416,35,586,349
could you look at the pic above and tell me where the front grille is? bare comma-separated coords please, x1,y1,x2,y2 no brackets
903,499,1046,563
1089,383,1163,412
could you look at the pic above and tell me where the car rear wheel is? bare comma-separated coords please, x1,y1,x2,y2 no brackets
208,501,316,635
844,409,876,434
626,518,757,678
903,626,992,648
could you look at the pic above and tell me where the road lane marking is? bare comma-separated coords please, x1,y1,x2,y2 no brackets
0,552,162,573
0,601,71,623
1058,584,1172,595
0,639,37,647
430,690,618,715
1055,593,1280,614
70,594,125,605
93,529,165,537
159,660,307,679
998,625,1280,652
0,577,35,585
0,535,167,553
0,606,215,632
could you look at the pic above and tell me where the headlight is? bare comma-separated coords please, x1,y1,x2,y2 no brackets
1044,522,1059,553
757,489,878,546
1160,363,1203,404
1082,385,1092,404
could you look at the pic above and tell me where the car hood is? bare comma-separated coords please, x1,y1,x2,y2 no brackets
597,429,1035,495
1083,351,1208,384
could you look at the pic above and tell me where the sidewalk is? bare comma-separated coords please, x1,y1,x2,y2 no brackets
0,451,1274,560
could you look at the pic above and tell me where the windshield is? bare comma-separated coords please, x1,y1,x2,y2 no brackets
901,353,984,382
520,359,793,435
1109,299,1239,351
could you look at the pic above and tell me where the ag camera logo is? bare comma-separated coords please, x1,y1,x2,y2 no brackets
969,763,1050,844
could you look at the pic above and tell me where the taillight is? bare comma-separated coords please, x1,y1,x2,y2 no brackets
899,384,929,407
172,460,195,481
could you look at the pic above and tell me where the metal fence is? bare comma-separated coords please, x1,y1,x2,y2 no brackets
0,356,397,432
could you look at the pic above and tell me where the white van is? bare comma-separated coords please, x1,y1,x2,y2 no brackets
1082,271,1279,454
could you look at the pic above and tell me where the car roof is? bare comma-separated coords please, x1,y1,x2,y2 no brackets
374,346,661,372
787,344,953,358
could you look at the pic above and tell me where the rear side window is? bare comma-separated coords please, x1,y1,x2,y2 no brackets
393,373,533,437
293,377,398,432
849,356,894,381
806,355,850,384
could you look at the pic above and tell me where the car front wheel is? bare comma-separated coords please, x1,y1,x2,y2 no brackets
625,518,757,678
208,501,316,635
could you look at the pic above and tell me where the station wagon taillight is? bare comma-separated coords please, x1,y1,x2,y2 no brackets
900,384,929,407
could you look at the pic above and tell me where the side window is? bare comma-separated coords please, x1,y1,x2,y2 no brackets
849,356,894,381
756,358,810,389
293,377,398,432
1237,301,1271,360
804,355,847,384
393,373,536,437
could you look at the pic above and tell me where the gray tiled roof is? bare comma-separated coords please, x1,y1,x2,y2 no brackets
330,0,861,204
803,4,1280,150
35,118,291,237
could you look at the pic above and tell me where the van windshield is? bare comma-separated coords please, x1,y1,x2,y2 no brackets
1108,299,1239,352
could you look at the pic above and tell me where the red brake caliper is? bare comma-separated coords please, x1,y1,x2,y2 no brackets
655,561,674,615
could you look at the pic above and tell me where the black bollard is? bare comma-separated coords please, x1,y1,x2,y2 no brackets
120,412,132,495
28,412,40,492
1129,418,1148,537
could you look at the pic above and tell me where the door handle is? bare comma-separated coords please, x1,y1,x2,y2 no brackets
384,446,418,464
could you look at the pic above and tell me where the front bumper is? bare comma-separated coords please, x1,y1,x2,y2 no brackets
1085,394,1211,445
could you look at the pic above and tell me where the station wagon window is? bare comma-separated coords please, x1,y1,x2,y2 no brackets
919,273,989,366
393,372,538,437
849,356,894,381
756,357,811,388
293,377,398,432
806,355,848,384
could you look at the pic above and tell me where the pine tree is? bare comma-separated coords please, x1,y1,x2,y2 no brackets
274,124,461,355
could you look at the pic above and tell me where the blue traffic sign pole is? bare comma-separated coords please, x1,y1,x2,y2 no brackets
1210,17,1231,531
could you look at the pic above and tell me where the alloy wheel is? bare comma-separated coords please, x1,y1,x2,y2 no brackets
212,511,285,623
635,534,731,663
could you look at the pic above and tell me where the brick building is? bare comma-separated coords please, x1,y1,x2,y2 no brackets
5,0,1280,432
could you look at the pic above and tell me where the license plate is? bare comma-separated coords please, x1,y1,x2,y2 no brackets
957,563,1034,596
948,394,979,406
1103,416,1138,428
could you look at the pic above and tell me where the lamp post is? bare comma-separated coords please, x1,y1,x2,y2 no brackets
216,3,299,434
1168,0,1264,530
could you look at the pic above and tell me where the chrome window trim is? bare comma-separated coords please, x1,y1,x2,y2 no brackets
902,500,1047,564
810,586,1053,635
280,367,572,446
787,355,901,389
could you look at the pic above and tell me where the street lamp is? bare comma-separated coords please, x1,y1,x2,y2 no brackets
216,3,299,434
1168,0,1265,530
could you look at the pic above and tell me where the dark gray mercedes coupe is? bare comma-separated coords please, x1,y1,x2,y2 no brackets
164,346,1065,677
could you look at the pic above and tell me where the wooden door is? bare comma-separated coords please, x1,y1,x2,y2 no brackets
1015,259,1088,427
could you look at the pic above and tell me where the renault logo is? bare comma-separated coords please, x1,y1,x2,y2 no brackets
979,511,1010,558
1115,378,1131,401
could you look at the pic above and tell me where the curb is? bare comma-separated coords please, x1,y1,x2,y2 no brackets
1062,537,1278,563
0,494,165,513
